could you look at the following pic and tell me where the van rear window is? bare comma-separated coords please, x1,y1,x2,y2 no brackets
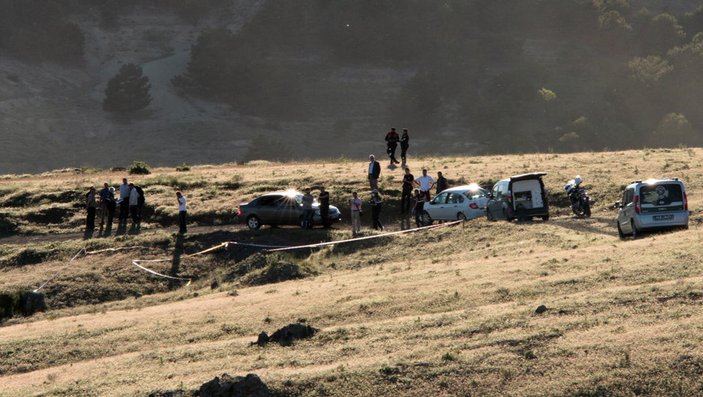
640,184,683,206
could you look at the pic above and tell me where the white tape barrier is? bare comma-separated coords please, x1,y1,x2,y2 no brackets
34,221,463,292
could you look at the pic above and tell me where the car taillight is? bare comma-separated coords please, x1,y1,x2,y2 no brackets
684,192,688,211
634,195,640,214
469,203,479,209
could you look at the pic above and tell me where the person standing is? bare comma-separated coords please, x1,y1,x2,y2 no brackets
401,167,414,213
385,127,400,165
370,189,384,230
318,186,330,228
412,189,425,227
415,168,435,202
86,186,97,230
302,189,315,229
98,183,111,227
103,186,117,230
436,171,448,195
350,191,362,236
400,128,410,166
176,191,187,234
119,178,130,225
368,155,381,191
128,183,140,229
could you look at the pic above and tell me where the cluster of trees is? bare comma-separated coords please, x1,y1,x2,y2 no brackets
175,0,703,151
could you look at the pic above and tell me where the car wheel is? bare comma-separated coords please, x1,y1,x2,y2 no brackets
486,209,495,221
541,214,549,221
617,221,626,239
583,201,591,217
516,207,527,222
246,215,261,230
630,219,638,239
421,211,433,226
457,212,467,221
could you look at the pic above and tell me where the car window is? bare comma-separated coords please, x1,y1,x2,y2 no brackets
258,195,281,206
640,183,683,206
465,188,486,200
448,193,464,204
623,188,634,205
431,192,448,204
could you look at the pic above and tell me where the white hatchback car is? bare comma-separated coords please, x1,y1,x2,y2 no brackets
420,184,490,224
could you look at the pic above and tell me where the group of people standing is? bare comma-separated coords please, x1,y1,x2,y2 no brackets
301,187,331,229
85,178,188,235
384,127,410,167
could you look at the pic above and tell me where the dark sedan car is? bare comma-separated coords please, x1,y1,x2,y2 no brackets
237,190,342,230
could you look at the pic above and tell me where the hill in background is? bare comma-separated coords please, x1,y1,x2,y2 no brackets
2,0,703,174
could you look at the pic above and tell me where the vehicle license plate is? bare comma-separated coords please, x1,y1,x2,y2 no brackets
653,214,674,221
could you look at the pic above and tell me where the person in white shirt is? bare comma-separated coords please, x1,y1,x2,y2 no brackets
414,168,435,201
119,178,130,225
176,191,187,234
128,183,140,229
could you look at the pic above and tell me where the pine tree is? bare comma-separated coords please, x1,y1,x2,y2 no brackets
103,64,152,113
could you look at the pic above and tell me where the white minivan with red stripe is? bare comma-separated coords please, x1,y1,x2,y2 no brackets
616,178,689,239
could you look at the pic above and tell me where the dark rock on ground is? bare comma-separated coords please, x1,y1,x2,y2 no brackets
535,305,548,314
254,322,318,347
198,373,270,397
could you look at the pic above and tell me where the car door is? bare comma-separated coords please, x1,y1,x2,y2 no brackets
618,188,634,232
277,194,301,225
256,195,280,224
465,189,489,219
487,182,508,219
446,193,465,219
426,192,449,219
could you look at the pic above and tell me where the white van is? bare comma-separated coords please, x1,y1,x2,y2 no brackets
486,172,550,221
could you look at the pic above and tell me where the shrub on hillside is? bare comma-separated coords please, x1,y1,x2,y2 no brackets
128,161,151,175
0,288,46,321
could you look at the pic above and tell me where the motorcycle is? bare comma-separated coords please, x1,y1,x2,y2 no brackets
564,175,591,217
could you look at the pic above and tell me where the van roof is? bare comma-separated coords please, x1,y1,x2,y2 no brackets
510,172,547,182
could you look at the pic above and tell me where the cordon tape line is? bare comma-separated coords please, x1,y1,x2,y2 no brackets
34,220,464,292
264,220,462,252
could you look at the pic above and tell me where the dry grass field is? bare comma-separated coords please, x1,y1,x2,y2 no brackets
2,148,703,396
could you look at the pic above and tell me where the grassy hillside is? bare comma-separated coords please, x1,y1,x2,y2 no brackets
1,149,703,396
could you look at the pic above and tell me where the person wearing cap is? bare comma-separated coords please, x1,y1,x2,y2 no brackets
85,186,97,230
400,128,410,166
414,168,435,201
176,191,187,234
370,189,384,230
368,154,381,191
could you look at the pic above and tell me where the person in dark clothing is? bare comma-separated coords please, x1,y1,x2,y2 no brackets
98,183,111,227
385,127,400,165
368,155,381,190
412,189,425,227
401,167,414,213
436,171,449,194
103,186,116,230
134,185,145,227
302,189,315,229
400,128,409,165
318,186,330,228
86,186,97,230
370,189,384,230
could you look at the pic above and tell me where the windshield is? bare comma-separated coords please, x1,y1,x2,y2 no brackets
640,183,683,206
